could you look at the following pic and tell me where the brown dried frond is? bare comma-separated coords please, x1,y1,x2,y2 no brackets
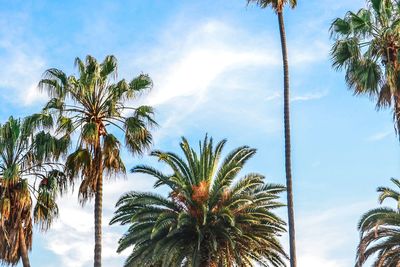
192,181,210,204
0,185,33,265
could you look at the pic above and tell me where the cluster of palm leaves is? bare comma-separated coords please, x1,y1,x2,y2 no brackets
356,178,400,266
111,137,287,267
0,116,68,267
331,0,400,132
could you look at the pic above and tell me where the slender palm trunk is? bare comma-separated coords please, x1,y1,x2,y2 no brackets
94,140,103,267
278,10,297,267
395,95,400,134
19,224,30,267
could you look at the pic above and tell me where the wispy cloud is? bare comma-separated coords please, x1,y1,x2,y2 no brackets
0,11,47,106
123,18,333,143
367,129,394,142
126,19,283,142
291,90,329,102
140,20,280,107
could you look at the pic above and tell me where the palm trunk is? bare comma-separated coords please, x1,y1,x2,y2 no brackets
19,224,30,267
395,95,400,134
94,140,103,267
278,11,297,267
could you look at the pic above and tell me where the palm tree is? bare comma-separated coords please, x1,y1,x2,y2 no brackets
356,178,400,266
246,1,297,266
38,55,156,267
0,116,68,267
331,0,400,133
111,136,287,267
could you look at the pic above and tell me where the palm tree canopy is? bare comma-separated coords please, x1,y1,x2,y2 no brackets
330,0,400,132
38,55,156,203
356,178,400,266
0,116,68,265
111,136,287,267
247,0,297,12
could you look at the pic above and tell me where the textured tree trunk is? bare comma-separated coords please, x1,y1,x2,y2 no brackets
19,225,30,267
94,140,103,267
395,95,400,134
278,11,297,267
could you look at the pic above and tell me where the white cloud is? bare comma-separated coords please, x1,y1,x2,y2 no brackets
41,174,155,267
124,20,282,142
290,41,330,66
0,49,47,105
0,12,47,106
121,19,331,143
296,201,373,267
142,20,279,107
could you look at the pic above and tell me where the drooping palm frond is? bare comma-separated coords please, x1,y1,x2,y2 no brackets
356,178,400,266
0,116,67,266
331,0,400,134
38,55,156,202
38,55,156,266
111,136,287,267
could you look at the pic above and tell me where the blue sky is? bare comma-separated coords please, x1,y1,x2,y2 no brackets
0,0,399,266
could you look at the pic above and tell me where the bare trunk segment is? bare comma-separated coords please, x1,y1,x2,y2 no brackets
94,139,103,267
278,10,297,267
19,224,31,267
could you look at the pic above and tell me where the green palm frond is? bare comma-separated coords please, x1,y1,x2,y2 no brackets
0,116,66,265
111,135,287,267
356,177,400,266
331,0,400,134
247,0,297,12
37,55,156,203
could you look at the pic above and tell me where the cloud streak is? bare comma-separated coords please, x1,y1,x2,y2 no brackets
367,129,394,142
291,90,329,102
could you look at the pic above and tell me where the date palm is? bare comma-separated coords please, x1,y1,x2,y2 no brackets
111,136,287,267
38,55,156,267
0,116,68,267
356,178,400,266
246,1,297,266
331,0,400,133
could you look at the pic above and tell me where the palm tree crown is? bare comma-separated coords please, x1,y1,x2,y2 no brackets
357,178,400,266
38,55,156,267
111,136,287,267
0,116,68,266
331,0,400,133
247,0,296,12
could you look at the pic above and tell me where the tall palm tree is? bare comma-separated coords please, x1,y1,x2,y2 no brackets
356,178,400,266
331,0,400,133
0,116,68,267
111,136,288,267
246,1,297,266
38,55,156,267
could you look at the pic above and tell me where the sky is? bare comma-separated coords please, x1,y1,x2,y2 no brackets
0,0,399,266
